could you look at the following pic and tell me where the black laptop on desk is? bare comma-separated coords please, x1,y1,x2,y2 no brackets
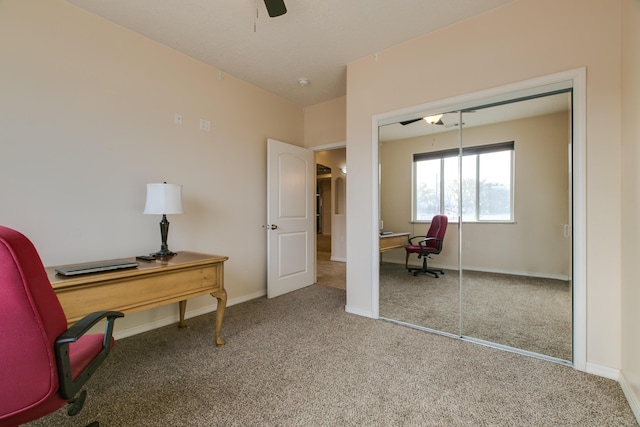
55,259,139,276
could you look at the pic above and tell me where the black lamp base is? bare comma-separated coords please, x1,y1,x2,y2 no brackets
153,214,178,258
150,249,177,258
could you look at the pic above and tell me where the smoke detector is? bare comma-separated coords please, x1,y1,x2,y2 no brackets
298,77,310,87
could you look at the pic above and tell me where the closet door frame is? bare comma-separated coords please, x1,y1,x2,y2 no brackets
371,68,586,370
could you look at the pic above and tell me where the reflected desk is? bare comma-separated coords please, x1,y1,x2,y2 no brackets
47,251,228,345
380,232,410,253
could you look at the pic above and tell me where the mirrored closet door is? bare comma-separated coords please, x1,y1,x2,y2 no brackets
378,90,573,362
379,115,460,336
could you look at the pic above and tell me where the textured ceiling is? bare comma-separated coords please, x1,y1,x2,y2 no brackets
65,0,516,107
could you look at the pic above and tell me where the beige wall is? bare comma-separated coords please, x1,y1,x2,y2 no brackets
346,0,623,373
381,112,570,278
304,96,347,148
621,0,640,415
0,0,304,335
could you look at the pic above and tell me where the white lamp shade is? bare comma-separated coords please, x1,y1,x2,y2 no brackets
143,183,183,215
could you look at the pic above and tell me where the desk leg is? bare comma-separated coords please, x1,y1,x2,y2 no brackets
211,289,227,346
178,300,188,328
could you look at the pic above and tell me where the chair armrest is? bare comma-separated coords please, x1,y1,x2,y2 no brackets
408,236,426,244
55,311,123,399
408,236,440,246
418,237,443,251
57,311,123,347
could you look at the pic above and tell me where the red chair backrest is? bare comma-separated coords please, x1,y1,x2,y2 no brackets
425,215,448,250
0,226,67,420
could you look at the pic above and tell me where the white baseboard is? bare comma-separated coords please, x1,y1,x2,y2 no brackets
462,265,569,281
393,259,569,281
330,256,346,262
113,289,267,340
345,305,375,318
585,362,620,381
619,372,640,424
588,364,640,424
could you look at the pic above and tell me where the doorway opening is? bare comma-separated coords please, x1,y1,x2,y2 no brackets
315,148,346,290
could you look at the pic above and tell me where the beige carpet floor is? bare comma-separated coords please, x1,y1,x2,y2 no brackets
379,262,572,361
316,235,571,361
24,285,636,427
316,234,346,290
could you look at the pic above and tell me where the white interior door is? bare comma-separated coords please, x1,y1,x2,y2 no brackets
267,139,315,298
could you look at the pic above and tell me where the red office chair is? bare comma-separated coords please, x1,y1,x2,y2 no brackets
405,215,448,278
0,225,123,427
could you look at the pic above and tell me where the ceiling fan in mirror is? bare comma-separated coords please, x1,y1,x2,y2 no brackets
400,111,474,127
400,114,444,126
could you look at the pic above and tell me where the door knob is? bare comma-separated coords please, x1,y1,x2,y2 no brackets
268,224,278,230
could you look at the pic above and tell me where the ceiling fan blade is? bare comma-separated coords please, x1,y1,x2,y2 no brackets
264,0,287,17
401,115,448,126
400,118,422,126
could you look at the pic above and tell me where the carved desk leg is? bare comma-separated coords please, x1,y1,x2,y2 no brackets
178,300,188,328
211,288,227,346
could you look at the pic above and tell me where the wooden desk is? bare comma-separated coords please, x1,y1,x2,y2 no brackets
47,251,228,345
380,232,410,253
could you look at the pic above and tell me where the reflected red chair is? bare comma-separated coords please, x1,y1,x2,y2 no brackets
0,225,123,427
405,215,448,278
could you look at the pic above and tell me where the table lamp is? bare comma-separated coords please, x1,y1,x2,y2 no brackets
144,182,183,257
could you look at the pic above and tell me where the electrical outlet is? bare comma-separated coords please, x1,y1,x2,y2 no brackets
174,113,182,125
200,118,211,132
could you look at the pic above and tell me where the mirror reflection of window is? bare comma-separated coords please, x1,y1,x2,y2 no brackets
412,143,514,222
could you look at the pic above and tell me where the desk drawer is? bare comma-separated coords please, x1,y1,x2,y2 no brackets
380,234,409,252
56,265,221,323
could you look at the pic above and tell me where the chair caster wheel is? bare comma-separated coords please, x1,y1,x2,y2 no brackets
67,390,87,416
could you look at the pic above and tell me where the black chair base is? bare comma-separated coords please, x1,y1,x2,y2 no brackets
408,267,444,278
407,257,444,278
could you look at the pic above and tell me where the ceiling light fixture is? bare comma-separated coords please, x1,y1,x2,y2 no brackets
298,77,310,87
424,114,444,125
